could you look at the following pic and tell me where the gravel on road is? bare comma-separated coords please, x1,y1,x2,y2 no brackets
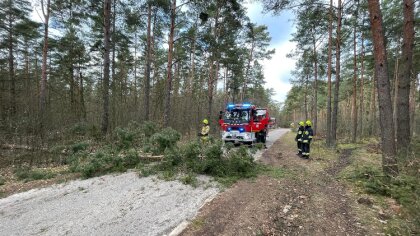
0,128,288,236
0,173,219,236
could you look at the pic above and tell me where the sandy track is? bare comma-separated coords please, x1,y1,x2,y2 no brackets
0,129,287,236
0,173,218,236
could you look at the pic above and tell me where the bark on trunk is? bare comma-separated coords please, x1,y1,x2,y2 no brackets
304,74,308,120
145,3,152,121
359,33,365,137
8,15,16,116
409,77,417,137
326,0,333,147
396,0,415,150
40,0,50,132
79,71,86,121
351,24,358,143
101,0,111,134
331,0,342,147
164,0,176,127
368,0,398,178
312,31,318,136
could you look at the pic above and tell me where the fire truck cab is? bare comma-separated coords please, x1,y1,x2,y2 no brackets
219,103,270,144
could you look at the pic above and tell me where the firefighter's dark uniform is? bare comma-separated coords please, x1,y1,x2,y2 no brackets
302,122,313,159
295,123,304,155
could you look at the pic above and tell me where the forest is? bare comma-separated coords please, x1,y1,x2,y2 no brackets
0,0,418,189
0,0,419,233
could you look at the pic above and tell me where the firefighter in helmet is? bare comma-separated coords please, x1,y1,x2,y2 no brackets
199,119,210,142
301,120,313,159
295,121,305,156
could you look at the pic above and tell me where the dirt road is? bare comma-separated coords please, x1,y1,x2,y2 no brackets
1,128,369,236
0,173,219,236
180,132,372,236
0,130,288,236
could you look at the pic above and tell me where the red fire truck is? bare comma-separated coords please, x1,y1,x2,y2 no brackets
219,103,271,144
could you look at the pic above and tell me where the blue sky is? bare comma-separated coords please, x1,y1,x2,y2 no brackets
245,2,296,104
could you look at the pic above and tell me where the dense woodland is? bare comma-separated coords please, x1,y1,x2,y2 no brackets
0,0,278,137
265,0,419,177
0,0,419,178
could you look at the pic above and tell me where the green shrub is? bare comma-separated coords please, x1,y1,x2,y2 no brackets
180,141,202,172
225,146,256,178
224,142,234,151
0,176,5,185
70,122,89,135
14,167,56,182
254,143,265,150
137,164,157,177
70,149,116,178
71,142,89,153
163,147,183,167
123,149,140,168
180,173,198,187
142,121,158,138
204,141,223,160
348,166,419,215
115,127,136,150
150,128,181,154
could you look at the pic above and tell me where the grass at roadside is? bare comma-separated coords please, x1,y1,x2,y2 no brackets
280,131,419,235
310,137,420,235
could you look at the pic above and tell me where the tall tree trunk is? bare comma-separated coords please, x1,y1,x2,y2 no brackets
331,0,342,147
326,0,333,147
101,0,111,134
312,32,318,135
359,33,365,137
304,74,308,120
409,77,417,137
164,0,176,127
396,0,415,150
24,40,30,117
79,71,86,121
393,58,399,136
207,2,220,122
8,15,16,117
110,0,117,130
39,0,51,132
368,0,398,178
208,60,215,119
145,2,152,121
133,33,138,109
243,40,255,101
185,25,196,132
369,72,377,136
351,23,358,143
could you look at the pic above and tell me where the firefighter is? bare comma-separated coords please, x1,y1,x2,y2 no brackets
198,119,210,142
295,121,305,156
301,120,313,159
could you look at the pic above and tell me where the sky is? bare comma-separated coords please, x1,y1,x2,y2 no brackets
244,1,296,104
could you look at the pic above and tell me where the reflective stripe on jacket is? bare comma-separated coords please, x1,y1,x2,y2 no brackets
302,126,313,142
295,126,304,142
201,125,210,136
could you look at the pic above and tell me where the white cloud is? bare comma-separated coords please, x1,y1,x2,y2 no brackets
262,41,296,103
245,1,296,104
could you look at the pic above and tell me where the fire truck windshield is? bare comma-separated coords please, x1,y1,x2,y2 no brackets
224,109,250,122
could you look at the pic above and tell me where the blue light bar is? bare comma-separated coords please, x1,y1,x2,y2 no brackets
227,127,232,131
239,127,245,133
227,104,235,108
242,103,251,107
